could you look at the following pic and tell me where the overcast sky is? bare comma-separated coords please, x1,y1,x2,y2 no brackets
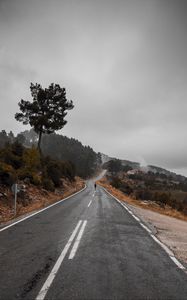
0,0,187,175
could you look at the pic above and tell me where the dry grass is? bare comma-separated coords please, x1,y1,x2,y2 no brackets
97,177,187,222
0,177,85,224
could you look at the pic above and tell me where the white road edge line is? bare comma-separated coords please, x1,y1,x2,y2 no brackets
36,220,83,300
151,235,174,256
102,187,186,271
88,200,92,207
170,256,185,270
140,222,152,234
0,185,87,233
69,220,87,259
133,215,140,222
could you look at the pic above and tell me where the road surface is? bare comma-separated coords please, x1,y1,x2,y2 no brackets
0,179,187,300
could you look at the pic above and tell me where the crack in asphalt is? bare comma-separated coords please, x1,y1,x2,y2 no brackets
18,257,54,299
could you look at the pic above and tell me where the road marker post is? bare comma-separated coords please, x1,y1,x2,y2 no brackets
0,184,87,233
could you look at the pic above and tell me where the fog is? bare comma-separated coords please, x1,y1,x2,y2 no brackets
0,0,187,175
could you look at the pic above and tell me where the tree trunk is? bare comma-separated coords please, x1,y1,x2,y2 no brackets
38,131,42,155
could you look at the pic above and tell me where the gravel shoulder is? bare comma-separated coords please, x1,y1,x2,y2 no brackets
130,204,187,267
98,179,187,267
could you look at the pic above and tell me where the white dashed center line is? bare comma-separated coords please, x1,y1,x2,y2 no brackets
36,220,83,300
88,200,92,207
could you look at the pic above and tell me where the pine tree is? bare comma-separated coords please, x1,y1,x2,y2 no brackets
15,83,74,153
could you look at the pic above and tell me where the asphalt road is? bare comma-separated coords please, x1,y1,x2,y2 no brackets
0,179,187,300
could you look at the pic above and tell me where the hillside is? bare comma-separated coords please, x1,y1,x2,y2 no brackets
101,153,186,181
0,177,84,223
1,130,184,181
0,129,101,223
101,159,187,217
1,129,187,222
0,139,85,223
0,129,102,179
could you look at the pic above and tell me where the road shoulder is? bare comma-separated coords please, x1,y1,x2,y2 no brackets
98,181,187,268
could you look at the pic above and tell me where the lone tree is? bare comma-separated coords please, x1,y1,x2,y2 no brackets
15,83,74,153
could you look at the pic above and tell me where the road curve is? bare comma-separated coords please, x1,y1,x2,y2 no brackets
0,179,187,300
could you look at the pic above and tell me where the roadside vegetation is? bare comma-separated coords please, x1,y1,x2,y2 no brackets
0,129,101,179
0,131,100,222
102,159,187,217
0,83,101,223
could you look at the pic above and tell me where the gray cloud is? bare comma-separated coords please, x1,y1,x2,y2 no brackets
0,0,187,175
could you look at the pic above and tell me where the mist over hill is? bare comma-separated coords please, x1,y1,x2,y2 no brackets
101,153,187,181
0,129,186,180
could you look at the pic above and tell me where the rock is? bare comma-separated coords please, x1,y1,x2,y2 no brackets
0,192,7,198
24,178,30,184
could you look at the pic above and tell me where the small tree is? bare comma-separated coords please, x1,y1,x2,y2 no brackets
16,133,26,145
107,159,122,175
23,147,41,172
15,83,74,153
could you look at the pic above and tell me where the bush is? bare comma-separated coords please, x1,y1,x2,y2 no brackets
42,156,75,186
111,176,122,189
123,165,133,173
46,161,62,187
17,168,33,181
61,161,75,181
17,168,41,186
159,192,170,206
11,141,24,157
110,176,133,195
0,147,22,169
120,182,133,195
23,147,41,172
0,162,16,186
31,174,41,186
107,159,122,174
42,177,55,192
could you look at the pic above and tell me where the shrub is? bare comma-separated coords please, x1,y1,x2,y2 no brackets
42,177,55,192
23,147,41,172
111,176,122,189
110,176,133,195
0,147,22,169
62,161,75,181
46,161,62,187
120,182,133,195
31,174,41,186
42,156,75,186
17,168,41,186
0,162,16,186
17,168,33,181
11,141,24,157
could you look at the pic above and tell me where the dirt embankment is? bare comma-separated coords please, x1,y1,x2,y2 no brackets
0,177,85,224
98,178,187,266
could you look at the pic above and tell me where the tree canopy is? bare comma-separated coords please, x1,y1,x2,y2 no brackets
15,83,74,151
103,159,122,174
41,133,101,178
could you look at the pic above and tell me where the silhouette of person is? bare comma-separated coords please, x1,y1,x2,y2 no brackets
94,183,97,189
